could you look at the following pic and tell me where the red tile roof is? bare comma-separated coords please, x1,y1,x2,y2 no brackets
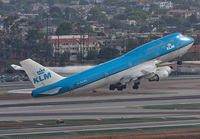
78,38,97,42
189,45,200,52
50,38,97,43
50,39,68,43
67,38,79,42
167,10,192,13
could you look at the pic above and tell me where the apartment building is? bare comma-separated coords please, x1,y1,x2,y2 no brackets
50,35,99,61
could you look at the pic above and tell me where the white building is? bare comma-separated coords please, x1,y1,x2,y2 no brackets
167,10,193,19
1,0,10,3
50,35,99,61
96,0,104,3
153,1,173,9
91,25,105,33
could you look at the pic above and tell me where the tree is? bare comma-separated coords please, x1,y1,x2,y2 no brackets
56,21,73,35
190,14,198,23
104,0,115,5
97,32,106,36
127,11,148,20
150,36,161,40
1,15,26,59
174,4,190,10
98,47,120,61
87,8,108,23
25,21,45,59
109,19,128,29
87,50,98,60
126,39,137,52
49,7,63,18
79,0,89,5
161,16,183,27
114,13,127,20
149,4,159,13
195,24,200,30
59,51,70,66
65,7,78,20
47,0,55,6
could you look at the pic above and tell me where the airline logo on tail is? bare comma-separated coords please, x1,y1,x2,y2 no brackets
33,68,51,84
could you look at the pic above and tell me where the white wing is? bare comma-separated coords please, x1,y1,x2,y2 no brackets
119,60,157,84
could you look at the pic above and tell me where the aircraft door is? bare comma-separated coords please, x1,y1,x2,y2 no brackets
176,42,180,50
69,85,74,90
128,62,132,68
156,52,159,57
159,40,164,48
104,71,109,79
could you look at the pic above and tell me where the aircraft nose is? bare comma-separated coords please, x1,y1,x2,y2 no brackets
186,36,194,43
180,35,194,44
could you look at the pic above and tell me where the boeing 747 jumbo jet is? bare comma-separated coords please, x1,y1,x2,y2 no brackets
12,33,194,97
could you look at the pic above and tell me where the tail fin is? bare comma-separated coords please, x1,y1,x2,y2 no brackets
20,59,64,88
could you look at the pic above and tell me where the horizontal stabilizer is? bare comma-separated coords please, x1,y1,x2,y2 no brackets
7,88,33,94
32,87,62,97
11,64,24,70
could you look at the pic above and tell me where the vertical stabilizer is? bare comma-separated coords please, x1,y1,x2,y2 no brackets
20,59,64,88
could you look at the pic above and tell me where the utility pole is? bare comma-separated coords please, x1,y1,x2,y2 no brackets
80,28,82,64
83,31,85,65
58,35,60,65
46,14,49,61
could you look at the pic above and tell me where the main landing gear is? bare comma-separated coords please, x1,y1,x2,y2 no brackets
109,83,126,91
133,82,140,90
109,82,140,91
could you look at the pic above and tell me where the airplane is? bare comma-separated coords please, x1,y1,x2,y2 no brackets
12,33,194,97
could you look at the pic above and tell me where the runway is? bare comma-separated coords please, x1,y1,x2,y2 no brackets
1,120,200,136
1,76,200,138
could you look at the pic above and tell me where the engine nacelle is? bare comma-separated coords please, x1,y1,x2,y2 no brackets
156,66,172,74
149,70,169,82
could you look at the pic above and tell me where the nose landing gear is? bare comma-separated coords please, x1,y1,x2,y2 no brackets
177,57,182,65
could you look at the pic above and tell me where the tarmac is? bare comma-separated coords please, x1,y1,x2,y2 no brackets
1,75,200,138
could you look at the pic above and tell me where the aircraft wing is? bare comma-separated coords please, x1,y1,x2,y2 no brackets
161,61,200,66
119,60,157,85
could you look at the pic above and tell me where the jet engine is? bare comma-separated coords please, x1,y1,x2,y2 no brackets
156,66,172,74
149,66,171,82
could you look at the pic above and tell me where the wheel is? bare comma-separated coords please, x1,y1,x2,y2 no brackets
135,82,140,86
122,85,126,89
177,61,182,65
109,84,116,90
133,85,139,90
117,86,123,91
